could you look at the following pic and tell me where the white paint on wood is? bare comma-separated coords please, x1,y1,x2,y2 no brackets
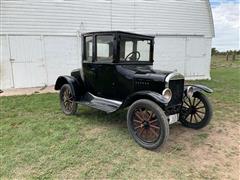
153,36,187,75
0,36,13,89
43,36,80,85
1,0,214,37
0,0,214,89
153,36,212,80
8,36,46,88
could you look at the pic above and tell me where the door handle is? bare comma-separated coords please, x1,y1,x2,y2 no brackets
10,58,15,62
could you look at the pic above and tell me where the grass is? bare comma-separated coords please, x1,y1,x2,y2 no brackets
0,55,239,179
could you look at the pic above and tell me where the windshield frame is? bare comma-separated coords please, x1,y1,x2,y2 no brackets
116,34,154,64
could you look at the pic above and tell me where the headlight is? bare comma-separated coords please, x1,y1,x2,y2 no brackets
186,86,194,98
162,88,172,103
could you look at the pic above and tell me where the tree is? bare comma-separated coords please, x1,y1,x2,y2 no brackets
211,48,219,56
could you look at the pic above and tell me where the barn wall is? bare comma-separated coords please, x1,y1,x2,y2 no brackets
1,0,214,37
1,34,212,89
0,35,81,89
154,36,212,80
0,36,13,89
0,0,214,89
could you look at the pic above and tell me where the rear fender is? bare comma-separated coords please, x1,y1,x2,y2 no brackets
55,76,83,100
122,91,168,108
185,84,213,94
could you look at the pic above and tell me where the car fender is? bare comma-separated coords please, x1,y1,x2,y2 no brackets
185,84,213,94
55,75,83,100
122,91,169,108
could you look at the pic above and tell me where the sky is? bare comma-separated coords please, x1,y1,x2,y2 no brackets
210,0,239,51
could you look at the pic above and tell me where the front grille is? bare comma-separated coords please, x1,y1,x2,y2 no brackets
168,79,184,106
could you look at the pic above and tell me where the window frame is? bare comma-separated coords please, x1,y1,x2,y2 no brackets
117,34,154,64
82,32,154,64
83,35,93,62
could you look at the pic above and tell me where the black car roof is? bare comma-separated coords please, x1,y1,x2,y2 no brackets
82,31,154,39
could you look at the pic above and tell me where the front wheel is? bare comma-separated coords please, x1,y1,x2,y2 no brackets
127,99,169,150
179,92,213,129
60,84,78,115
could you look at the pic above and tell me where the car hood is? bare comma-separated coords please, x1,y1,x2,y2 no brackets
116,64,172,82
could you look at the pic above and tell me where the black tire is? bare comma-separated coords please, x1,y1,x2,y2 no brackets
179,92,213,129
127,99,169,150
60,84,78,115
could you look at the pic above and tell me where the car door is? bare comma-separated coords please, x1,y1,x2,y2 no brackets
94,35,116,98
82,34,117,99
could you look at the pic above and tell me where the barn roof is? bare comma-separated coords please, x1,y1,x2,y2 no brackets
1,0,215,37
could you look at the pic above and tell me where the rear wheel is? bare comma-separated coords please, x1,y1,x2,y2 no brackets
60,84,78,115
179,92,212,129
127,99,169,150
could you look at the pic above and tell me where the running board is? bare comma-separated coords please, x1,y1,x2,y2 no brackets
79,92,122,113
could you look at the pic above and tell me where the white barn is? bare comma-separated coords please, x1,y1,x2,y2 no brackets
0,0,215,89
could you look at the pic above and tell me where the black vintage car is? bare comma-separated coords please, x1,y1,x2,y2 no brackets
55,31,213,150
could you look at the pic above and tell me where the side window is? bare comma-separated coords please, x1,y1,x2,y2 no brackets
96,35,114,62
85,36,93,61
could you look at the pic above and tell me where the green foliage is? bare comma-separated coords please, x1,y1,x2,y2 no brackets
211,48,240,56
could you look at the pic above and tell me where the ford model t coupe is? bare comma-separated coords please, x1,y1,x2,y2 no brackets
55,31,213,150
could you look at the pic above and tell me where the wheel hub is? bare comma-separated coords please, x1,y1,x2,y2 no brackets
190,106,197,114
143,121,150,129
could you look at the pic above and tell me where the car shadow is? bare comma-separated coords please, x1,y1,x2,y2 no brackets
75,106,193,153
75,106,127,126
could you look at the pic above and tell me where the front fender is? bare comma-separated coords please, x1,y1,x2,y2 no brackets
55,75,83,100
122,91,168,108
185,84,213,94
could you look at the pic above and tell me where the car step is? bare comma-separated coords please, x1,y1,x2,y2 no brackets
79,92,122,113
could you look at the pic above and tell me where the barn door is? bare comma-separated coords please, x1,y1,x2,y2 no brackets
153,36,186,75
185,37,207,78
9,36,47,88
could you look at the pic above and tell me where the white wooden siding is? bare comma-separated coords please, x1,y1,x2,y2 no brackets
43,36,81,85
7,36,46,88
153,36,186,74
1,34,211,89
1,0,214,37
153,36,212,80
0,36,12,89
0,0,214,89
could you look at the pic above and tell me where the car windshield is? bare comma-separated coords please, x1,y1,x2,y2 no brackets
120,37,152,62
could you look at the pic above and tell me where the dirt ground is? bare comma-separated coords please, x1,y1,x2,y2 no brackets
164,119,240,179
0,85,56,97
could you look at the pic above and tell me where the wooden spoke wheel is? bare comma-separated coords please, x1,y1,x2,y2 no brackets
132,108,161,143
127,99,169,150
179,92,212,129
60,84,78,115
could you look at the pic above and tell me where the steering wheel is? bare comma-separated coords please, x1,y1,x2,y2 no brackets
124,51,141,61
